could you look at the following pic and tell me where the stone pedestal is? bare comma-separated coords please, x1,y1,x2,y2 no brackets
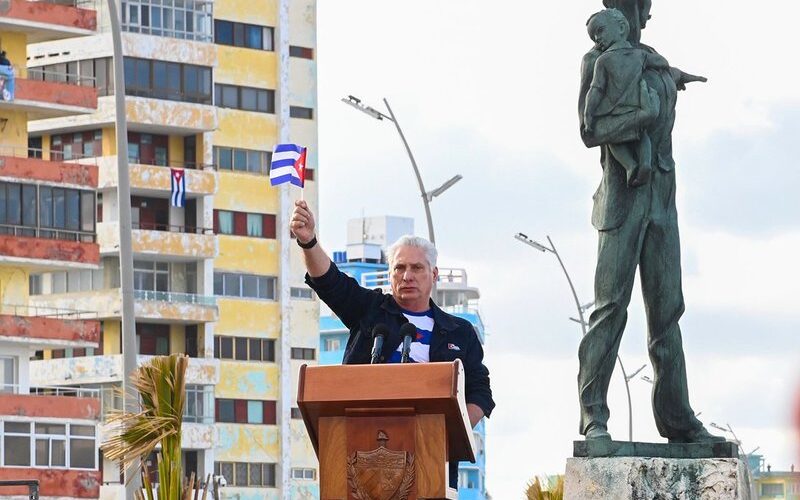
564,441,754,500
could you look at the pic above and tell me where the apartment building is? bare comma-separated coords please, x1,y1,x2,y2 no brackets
4,0,319,497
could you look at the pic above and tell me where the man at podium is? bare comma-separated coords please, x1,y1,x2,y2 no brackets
291,200,495,488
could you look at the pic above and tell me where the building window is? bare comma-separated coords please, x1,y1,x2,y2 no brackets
761,483,785,496
215,399,276,425
185,385,214,424
214,146,271,174
124,57,212,104
214,84,274,113
0,182,95,241
290,287,313,300
133,261,169,292
291,467,316,480
214,20,273,50
290,106,314,120
214,273,276,299
289,45,314,59
1,422,96,469
214,210,276,238
291,347,315,360
214,462,276,487
137,324,170,356
323,338,341,352
214,336,275,362
290,407,302,419
121,0,213,42
50,129,103,160
0,357,15,393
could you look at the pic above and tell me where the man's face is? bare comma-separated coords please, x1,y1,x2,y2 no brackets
390,246,438,310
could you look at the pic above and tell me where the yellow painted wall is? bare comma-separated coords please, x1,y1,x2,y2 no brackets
213,110,277,151
41,135,51,161
0,266,29,307
217,236,278,275
0,32,28,77
215,171,279,213
102,128,116,156
0,109,29,150
170,324,185,354
168,135,184,166
213,0,278,26
215,423,279,462
217,362,278,400
216,47,277,88
104,320,121,355
216,299,280,338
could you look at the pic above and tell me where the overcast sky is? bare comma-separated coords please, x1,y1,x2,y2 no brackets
315,1,800,497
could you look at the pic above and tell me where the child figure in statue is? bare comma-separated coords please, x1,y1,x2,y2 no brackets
582,8,666,187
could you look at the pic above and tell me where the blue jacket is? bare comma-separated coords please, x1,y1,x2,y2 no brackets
306,261,495,418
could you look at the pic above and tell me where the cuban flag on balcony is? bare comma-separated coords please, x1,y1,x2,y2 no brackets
270,144,306,188
170,168,186,208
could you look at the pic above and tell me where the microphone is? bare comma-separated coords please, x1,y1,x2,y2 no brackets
370,324,389,364
399,322,417,363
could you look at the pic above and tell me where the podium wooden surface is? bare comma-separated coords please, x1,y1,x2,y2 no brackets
298,361,475,500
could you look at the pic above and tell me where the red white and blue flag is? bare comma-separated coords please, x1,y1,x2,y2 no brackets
170,168,186,208
270,144,306,188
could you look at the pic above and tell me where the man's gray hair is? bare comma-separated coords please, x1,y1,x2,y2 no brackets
386,235,438,269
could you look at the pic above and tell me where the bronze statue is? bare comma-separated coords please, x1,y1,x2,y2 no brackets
577,3,722,444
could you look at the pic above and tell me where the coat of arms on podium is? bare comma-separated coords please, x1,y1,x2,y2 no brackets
347,430,416,500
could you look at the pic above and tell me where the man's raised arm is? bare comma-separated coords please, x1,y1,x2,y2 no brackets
290,200,330,278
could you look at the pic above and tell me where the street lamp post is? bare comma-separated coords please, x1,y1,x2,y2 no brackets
106,0,139,497
514,232,639,442
341,95,462,247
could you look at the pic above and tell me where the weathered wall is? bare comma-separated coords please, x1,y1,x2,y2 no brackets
1,0,97,31
0,467,100,498
0,235,99,266
0,393,100,420
0,155,98,188
0,314,100,344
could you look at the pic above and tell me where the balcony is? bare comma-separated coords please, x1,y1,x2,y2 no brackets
97,221,216,261
97,155,218,196
0,304,99,348
28,288,218,323
0,384,100,420
134,289,218,323
0,226,99,269
0,0,97,42
0,145,98,188
30,355,219,387
28,95,217,136
1,73,98,119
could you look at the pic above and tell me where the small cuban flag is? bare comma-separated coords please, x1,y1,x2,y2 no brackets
170,168,186,208
270,144,306,188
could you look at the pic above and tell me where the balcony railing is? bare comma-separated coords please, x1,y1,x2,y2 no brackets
134,289,217,307
0,303,98,319
128,157,217,171
0,143,99,164
0,223,95,242
0,383,99,398
26,66,96,87
132,222,214,235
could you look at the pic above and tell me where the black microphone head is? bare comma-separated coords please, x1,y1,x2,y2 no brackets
372,323,389,339
399,322,417,340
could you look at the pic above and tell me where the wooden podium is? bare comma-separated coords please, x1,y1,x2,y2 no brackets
298,360,476,500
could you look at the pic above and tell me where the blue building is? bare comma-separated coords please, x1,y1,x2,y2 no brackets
318,216,490,499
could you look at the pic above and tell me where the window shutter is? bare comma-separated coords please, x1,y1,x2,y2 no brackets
234,399,247,423
263,214,276,239
263,401,277,425
234,212,247,236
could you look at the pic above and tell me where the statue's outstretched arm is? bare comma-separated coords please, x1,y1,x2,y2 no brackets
670,67,708,91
